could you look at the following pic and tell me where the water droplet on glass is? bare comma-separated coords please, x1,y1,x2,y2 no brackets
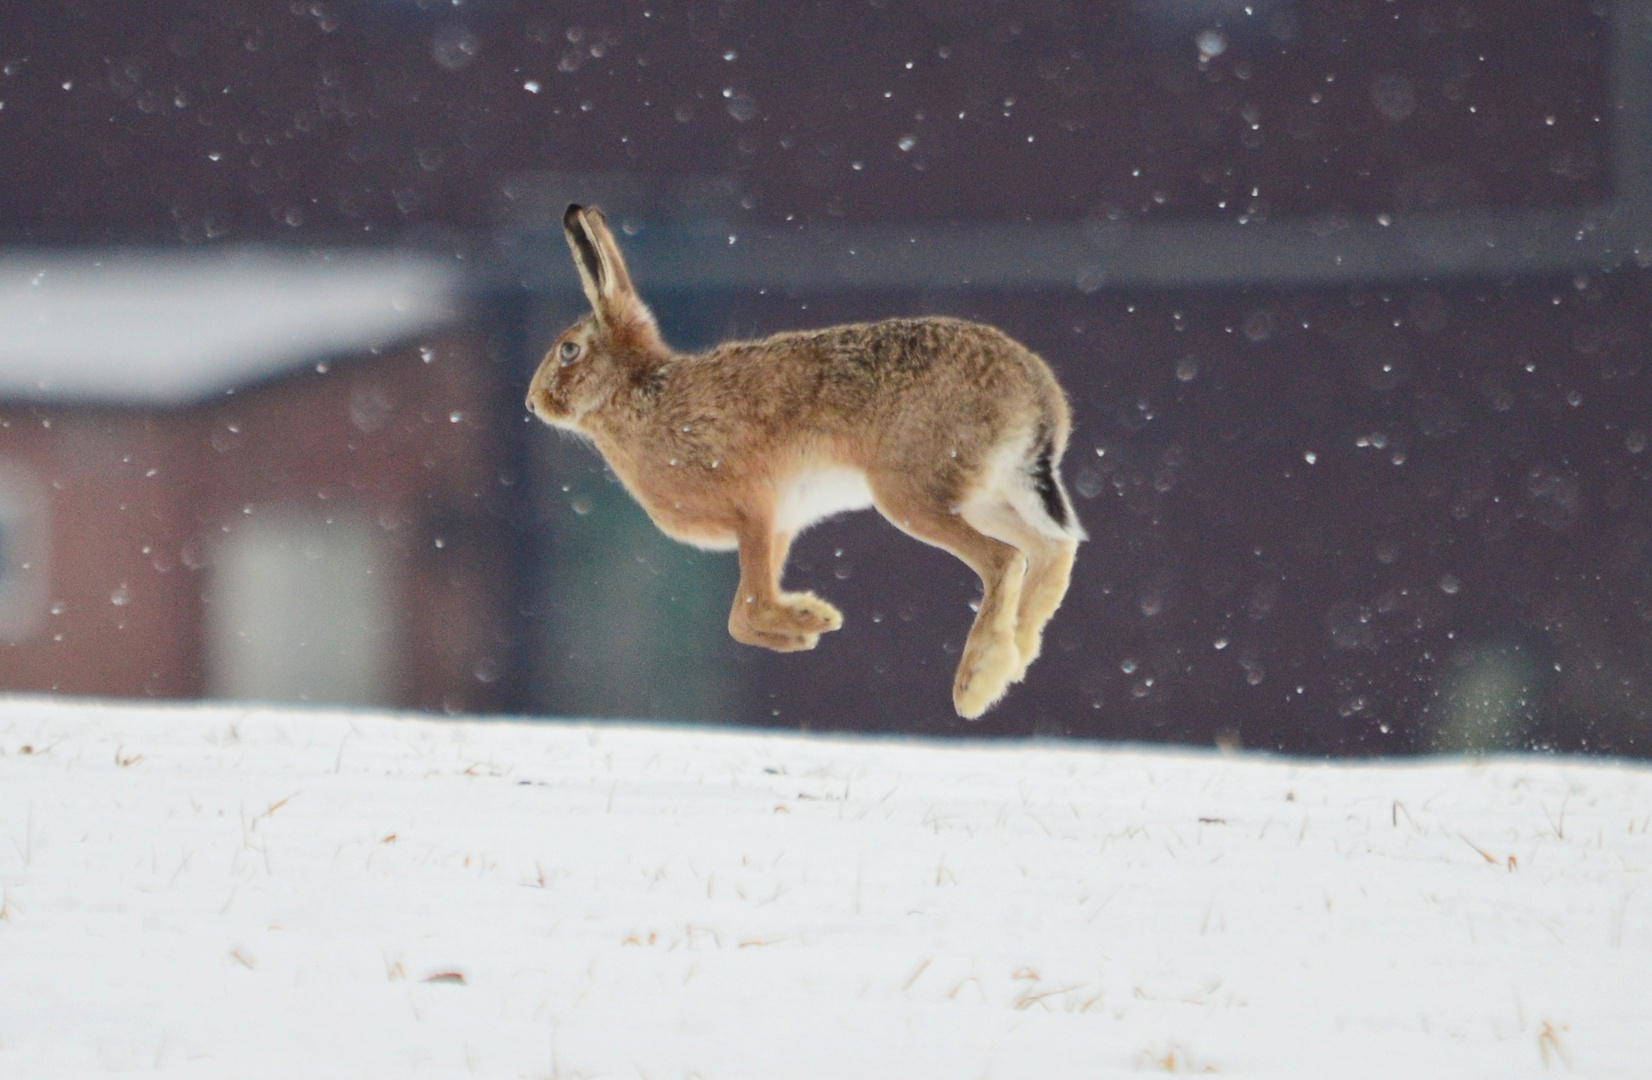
110,584,131,607
726,92,757,122
1196,29,1228,59
1626,430,1647,454
1370,73,1416,121
1213,637,1229,650
1439,574,1461,595
1175,355,1199,382
1326,601,1375,649
569,494,593,516
897,134,917,152
1242,310,1276,342
431,26,481,71
1337,695,1367,718
1120,657,1138,674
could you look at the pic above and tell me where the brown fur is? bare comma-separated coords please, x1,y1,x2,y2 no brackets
528,205,1084,718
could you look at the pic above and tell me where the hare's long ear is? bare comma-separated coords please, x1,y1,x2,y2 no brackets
564,204,648,330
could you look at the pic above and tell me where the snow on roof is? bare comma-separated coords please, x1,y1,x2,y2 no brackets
1,696,1648,1077
0,248,464,406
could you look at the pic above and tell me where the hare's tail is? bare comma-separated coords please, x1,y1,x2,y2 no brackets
1025,429,1085,540
1013,423,1086,542
971,421,1085,544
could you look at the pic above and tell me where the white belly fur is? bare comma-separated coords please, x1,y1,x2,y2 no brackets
774,465,875,536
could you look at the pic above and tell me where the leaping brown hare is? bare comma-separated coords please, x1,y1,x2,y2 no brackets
527,205,1084,718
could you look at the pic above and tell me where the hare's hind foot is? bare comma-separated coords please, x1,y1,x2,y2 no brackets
953,628,1022,719
953,557,1025,718
729,591,843,653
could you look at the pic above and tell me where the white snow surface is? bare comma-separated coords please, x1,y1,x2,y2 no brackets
1,697,1648,1079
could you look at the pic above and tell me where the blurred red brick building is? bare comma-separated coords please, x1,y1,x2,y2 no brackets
0,251,515,713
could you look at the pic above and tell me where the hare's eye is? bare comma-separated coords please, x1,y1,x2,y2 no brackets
558,340,581,365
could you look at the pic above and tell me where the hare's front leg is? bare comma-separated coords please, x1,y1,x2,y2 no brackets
727,520,843,652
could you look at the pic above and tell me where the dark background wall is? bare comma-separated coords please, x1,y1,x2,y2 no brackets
0,1,1611,240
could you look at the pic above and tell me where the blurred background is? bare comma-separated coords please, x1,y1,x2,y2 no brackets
0,0,1648,757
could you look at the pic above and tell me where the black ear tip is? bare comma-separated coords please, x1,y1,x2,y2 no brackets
563,204,585,229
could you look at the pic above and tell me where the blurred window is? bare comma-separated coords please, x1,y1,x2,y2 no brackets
206,512,394,706
0,464,48,643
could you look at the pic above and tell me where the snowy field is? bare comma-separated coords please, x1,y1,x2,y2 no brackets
0,697,1648,1079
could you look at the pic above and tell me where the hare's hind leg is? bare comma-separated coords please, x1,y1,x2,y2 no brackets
872,482,1027,719
959,497,1077,682
964,502,1077,683
727,519,843,653
1015,537,1076,678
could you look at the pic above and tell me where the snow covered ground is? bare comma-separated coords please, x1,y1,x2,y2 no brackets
0,697,1648,1079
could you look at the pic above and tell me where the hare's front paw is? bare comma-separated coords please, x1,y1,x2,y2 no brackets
730,621,821,652
777,591,843,635
729,592,842,653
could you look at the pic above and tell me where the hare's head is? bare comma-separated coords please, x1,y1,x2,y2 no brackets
526,204,664,429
